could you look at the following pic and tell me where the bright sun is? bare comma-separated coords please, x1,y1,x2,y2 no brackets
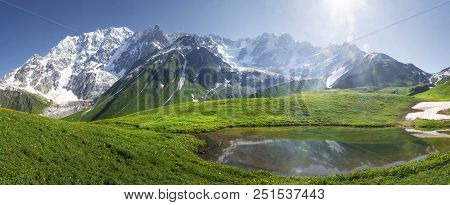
322,0,366,41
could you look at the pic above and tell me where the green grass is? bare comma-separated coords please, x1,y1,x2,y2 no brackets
410,81,449,129
1,90,448,185
250,79,326,98
416,81,450,101
350,84,430,96
0,90,51,114
99,90,418,133
414,119,450,129
1,107,449,185
62,109,88,121
375,86,412,95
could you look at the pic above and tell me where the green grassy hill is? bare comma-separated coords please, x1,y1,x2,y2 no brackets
414,119,450,129
0,90,51,114
1,91,448,185
415,81,450,101
99,90,418,133
332,54,431,89
61,109,89,121
349,84,430,96
409,81,449,129
75,53,198,121
250,80,326,98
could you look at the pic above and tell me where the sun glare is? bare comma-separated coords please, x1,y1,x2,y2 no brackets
325,0,359,13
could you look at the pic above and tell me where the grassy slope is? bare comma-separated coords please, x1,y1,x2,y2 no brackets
374,86,412,95
74,55,212,122
1,91,448,185
415,81,450,101
349,84,430,96
414,119,450,129
1,108,263,184
99,90,418,133
1,109,449,185
413,81,450,128
0,90,51,114
250,80,326,98
62,109,88,121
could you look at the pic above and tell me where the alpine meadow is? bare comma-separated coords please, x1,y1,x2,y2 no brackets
0,0,449,187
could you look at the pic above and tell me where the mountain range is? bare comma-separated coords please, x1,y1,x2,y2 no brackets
0,25,445,119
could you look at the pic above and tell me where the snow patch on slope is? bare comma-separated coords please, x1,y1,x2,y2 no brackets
405,102,450,120
177,60,188,90
164,59,188,105
326,65,350,88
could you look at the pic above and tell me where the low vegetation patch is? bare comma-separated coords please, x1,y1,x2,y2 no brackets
439,109,450,115
62,109,88,121
350,84,430,96
0,90,51,114
414,119,450,129
416,81,450,101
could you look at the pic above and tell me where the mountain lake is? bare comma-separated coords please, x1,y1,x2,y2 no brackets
198,126,450,176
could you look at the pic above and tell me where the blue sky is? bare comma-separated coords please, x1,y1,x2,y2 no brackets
0,0,449,77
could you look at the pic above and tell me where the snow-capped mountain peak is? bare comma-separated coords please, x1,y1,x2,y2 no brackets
104,25,171,76
2,27,134,103
431,67,450,84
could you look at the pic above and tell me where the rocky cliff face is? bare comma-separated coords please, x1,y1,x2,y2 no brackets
3,27,134,103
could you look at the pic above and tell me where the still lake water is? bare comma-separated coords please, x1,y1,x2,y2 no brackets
198,127,450,176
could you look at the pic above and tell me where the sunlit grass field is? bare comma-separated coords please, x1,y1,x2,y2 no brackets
2,90,449,184
98,90,418,133
416,81,450,101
